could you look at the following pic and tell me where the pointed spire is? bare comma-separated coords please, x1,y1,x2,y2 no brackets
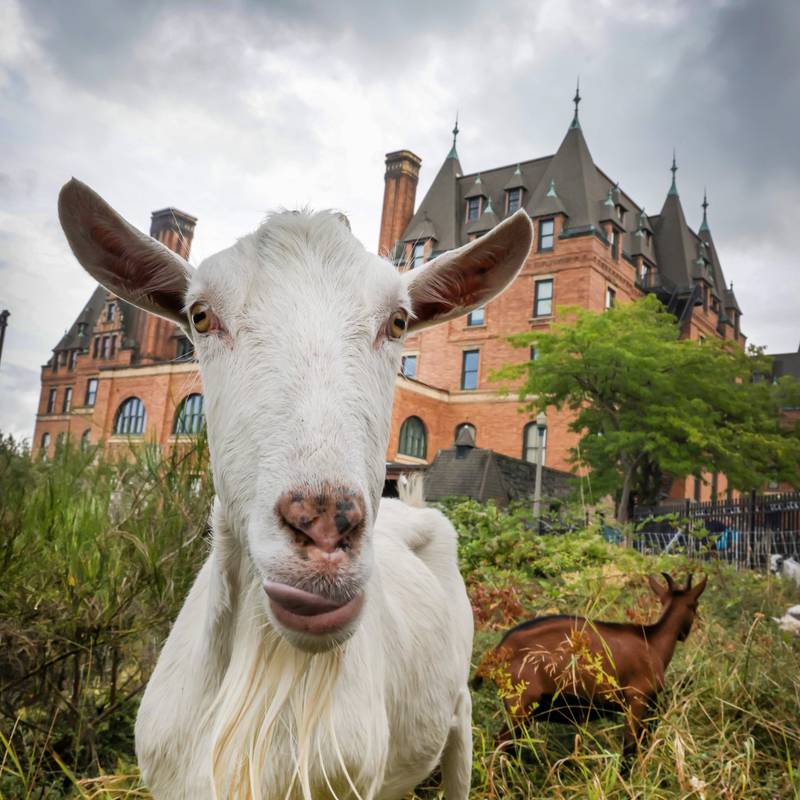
546,179,558,198
699,188,710,232
570,77,581,130
668,150,679,196
447,112,460,159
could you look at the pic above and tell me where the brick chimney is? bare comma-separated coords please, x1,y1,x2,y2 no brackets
134,207,198,363
378,150,421,257
150,208,198,260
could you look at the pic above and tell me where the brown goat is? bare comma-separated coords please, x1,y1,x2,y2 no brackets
474,573,707,761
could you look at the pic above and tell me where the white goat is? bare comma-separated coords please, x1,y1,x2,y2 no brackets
58,180,533,800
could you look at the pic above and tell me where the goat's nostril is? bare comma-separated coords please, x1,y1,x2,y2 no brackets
276,488,365,555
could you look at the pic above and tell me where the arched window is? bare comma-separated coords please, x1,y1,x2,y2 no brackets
41,432,51,460
114,397,146,435
523,421,547,465
398,416,427,459
173,394,205,435
454,422,476,444
81,429,91,451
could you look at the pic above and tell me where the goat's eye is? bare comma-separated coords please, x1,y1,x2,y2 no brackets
388,309,408,339
189,302,211,333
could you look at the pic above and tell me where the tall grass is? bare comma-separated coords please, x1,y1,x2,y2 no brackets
1,443,798,798
0,434,212,798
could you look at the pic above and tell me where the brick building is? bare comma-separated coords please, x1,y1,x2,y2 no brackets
33,94,745,502
381,94,744,502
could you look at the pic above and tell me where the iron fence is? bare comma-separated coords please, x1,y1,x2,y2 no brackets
631,491,800,571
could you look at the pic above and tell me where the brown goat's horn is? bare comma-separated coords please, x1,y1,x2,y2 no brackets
686,573,693,589
661,572,675,591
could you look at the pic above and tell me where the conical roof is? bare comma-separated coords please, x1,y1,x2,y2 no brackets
525,121,603,229
529,179,567,218
401,149,462,250
652,184,699,290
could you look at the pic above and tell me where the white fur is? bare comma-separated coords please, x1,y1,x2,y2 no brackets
134,212,479,799
58,183,531,799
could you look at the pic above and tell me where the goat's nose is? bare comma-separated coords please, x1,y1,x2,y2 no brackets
276,489,365,554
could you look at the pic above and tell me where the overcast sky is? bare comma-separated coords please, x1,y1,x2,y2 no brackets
2,0,799,441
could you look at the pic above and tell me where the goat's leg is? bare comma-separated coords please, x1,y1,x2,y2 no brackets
440,688,472,799
621,693,650,771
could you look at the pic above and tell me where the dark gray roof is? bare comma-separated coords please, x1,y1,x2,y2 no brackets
424,444,572,506
403,152,463,250
772,349,800,380
504,165,527,191
54,284,107,351
464,174,487,199
404,213,437,243
399,115,742,325
652,192,698,290
529,180,567,218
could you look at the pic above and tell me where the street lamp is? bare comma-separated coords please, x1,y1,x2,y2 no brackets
0,310,9,368
532,411,547,525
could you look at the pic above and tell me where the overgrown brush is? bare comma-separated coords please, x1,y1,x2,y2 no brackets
1,447,799,798
0,434,212,798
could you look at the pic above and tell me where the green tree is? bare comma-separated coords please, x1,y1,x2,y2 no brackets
494,295,800,521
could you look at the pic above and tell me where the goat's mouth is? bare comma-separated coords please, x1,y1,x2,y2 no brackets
263,581,364,636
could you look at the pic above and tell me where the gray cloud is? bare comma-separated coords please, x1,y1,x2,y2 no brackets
2,0,798,443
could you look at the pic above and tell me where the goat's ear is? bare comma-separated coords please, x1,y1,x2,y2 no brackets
403,209,533,333
58,179,194,325
690,575,708,599
648,574,669,600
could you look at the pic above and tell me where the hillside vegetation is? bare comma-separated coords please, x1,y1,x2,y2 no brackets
1,437,798,799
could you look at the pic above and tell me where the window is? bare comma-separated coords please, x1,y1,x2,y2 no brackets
56,432,67,453
530,345,539,362
93,337,100,358
605,287,616,310
507,188,522,214
611,229,619,260
398,416,427,459
176,336,194,360
461,349,479,390
85,378,98,406
401,354,417,379
47,388,57,414
534,279,553,317
466,197,481,222
467,306,485,326
711,472,719,500
81,429,91,451
101,335,110,359
640,263,650,285
62,387,73,413
538,218,554,251
410,242,425,269
69,350,78,370
693,475,702,502
41,432,51,460
106,302,115,322
173,394,205,435
114,397,146,435
110,335,117,357
77,321,87,337
523,421,548,465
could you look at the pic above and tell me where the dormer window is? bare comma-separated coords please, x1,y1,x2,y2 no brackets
617,206,626,224
538,218,555,251
466,197,481,222
410,242,425,269
506,188,522,214
467,306,485,326
106,302,115,322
